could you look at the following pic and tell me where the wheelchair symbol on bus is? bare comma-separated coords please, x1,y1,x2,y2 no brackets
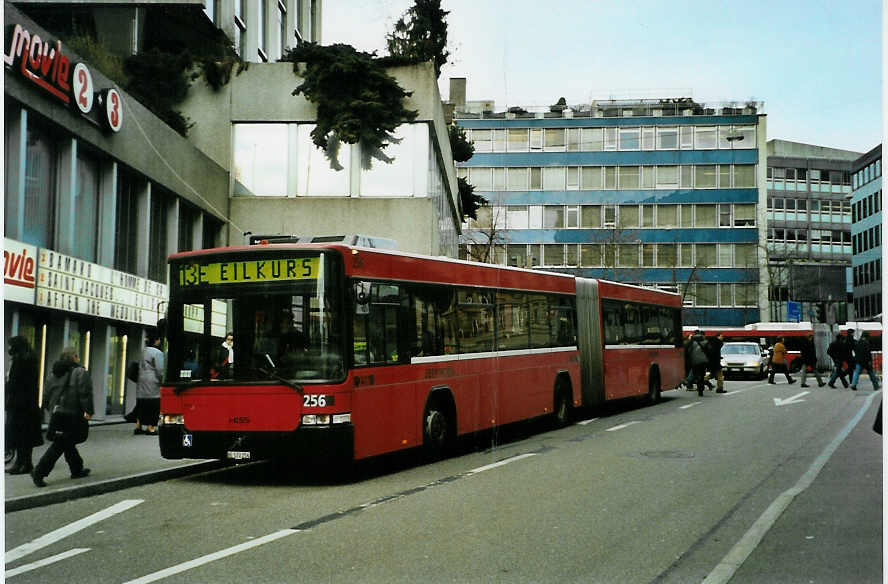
182,434,193,447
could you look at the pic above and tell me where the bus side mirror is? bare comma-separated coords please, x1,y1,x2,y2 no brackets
354,282,371,315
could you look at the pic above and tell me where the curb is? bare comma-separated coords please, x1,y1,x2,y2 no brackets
5,460,225,513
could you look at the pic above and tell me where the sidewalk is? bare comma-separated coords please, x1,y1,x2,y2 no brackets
4,419,222,512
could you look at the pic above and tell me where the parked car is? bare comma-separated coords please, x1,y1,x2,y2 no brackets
721,342,767,379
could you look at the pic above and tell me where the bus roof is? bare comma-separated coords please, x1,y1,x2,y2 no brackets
169,243,680,304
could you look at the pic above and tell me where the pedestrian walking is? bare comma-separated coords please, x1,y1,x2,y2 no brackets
134,330,164,435
687,330,709,396
827,334,850,388
32,347,93,487
850,331,881,391
799,332,826,388
706,332,726,393
768,336,796,385
5,336,43,474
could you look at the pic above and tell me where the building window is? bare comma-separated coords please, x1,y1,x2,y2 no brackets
278,1,287,56
581,128,603,151
233,3,246,55
257,0,268,61
114,170,140,273
507,129,528,151
17,124,58,247
544,128,565,151
148,189,168,282
74,152,100,263
695,165,717,188
178,203,196,252
619,166,640,189
695,127,717,149
233,124,289,196
656,127,678,150
618,127,640,150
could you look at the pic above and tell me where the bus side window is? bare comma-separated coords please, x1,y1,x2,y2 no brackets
603,301,622,345
624,304,642,344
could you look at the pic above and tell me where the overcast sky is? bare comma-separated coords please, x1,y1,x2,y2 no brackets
324,0,882,155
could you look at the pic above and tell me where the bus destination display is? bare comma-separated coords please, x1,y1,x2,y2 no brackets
177,257,319,287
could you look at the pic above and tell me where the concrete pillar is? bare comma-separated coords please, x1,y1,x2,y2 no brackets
98,162,118,267
89,324,112,420
136,181,151,278
56,138,78,257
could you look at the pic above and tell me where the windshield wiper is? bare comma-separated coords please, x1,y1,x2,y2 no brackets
259,353,303,394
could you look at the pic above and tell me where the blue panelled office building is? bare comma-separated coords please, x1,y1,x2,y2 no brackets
452,86,768,326
850,144,882,320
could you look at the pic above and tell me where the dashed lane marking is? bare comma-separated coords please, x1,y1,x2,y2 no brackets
5,548,90,578
121,530,299,584
606,421,642,432
6,500,143,564
680,402,703,410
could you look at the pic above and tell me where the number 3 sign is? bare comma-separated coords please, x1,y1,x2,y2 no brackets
102,88,123,133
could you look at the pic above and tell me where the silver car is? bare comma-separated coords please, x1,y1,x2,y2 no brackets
721,342,767,379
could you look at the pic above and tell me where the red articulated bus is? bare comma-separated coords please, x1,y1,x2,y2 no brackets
159,242,684,464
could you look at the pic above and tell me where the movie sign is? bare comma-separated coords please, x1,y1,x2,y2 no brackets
4,238,37,305
4,23,124,132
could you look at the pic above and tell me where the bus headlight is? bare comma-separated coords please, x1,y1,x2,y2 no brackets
302,413,351,426
161,414,184,425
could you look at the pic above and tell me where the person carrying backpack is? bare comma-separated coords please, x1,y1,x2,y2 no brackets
687,330,709,397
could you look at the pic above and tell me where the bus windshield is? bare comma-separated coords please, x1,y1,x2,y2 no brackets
165,251,345,384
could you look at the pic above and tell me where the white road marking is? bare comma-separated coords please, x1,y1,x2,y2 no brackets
578,417,600,426
703,391,878,584
606,421,641,432
773,391,810,406
121,529,300,584
5,548,90,577
5,500,143,564
680,402,703,410
467,453,537,475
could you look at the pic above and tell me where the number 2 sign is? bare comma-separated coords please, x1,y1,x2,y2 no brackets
72,63,94,114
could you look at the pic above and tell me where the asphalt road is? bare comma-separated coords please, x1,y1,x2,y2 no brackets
4,378,882,583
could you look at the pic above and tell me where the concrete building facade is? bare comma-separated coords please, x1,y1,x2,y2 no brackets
4,2,229,417
764,140,859,323
179,61,461,257
850,144,882,320
455,92,768,326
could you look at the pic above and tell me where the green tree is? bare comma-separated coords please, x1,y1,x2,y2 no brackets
386,0,450,78
458,177,486,221
283,43,419,170
448,125,474,163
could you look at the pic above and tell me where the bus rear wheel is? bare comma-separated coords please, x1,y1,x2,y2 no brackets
423,402,453,459
648,373,662,404
553,380,573,428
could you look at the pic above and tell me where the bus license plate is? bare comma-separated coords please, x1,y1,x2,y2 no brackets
227,451,251,461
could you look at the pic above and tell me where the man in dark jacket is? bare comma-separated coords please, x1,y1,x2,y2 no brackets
799,332,825,388
32,347,94,487
827,334,850,388
5,336,43,474
850,331,881,391
687,331,709,397
706,333,726,393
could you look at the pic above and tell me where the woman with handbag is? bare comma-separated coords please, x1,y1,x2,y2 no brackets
32,347,94,487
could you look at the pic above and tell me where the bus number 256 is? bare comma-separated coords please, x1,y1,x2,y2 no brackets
303,394,334,407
